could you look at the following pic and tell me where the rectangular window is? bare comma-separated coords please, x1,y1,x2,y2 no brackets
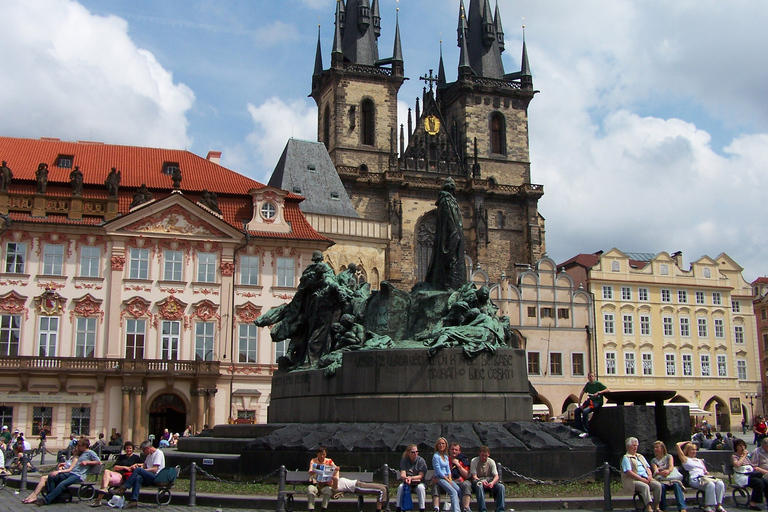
32,406,51,436
604,314,615,334
195,322,215,361
660,264,669,275
240,255,260,285
197,252,216,283
661,289,671,302
5,242,26,273
0,406,12,432
38,316,59,357
161,320,180,360
557,308,570,319
623,315,634,335
276,257,295,287
678,290,688,303
237,410,256,420
717,354,727,377
42,243,64,275
712,292,722,305
79,246,100,278
682,354,693,376
695,291,705,304
238,323,258,363
606,352,617,375
697,318,708,338
602,285,613,300
737,360,747,381
621,287,632,300
680,317,690,337
572,353,585,376
164,250,183,281
638,288,649,302
125,319,145,360
732,300,741,313
527,352,541,375
714,318,724,338
624,352,636,375
274,339,286,361
540,307,553,318
640,315,651,336
527,306,537,318
71,407,90,436
642,353,653,375
663,317,674,337
129,248,149,279
666,354,676,376
75,317,96,358
0,315,21,356
550,352,563,376
700,354,711,377
734,325,744,344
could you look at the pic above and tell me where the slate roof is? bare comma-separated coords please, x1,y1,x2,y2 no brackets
268,139,359,219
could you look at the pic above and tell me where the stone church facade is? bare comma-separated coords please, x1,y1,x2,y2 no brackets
310,0,546,290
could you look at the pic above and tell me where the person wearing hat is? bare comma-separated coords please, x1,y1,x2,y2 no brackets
0,426,10,444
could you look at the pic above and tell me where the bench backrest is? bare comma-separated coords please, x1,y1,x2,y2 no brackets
342,472,373,483
87,463,104,476
285,470,373,485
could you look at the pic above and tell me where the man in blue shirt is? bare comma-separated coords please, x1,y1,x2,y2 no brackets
39,438,100,505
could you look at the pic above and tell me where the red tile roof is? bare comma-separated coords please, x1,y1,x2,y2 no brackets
753,277,768,285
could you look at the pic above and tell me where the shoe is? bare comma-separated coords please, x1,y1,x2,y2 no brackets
579,432,588,438
125,501,138,509
716,507,727,512
91,497,102,507
444,503,451,511
749,506,760,511
36,498,46,507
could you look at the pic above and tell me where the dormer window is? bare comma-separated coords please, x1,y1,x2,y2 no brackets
307,164,316,172
330,192,340,201
292,186,302,194
162,162,180,176
260,202,277,220
56,155,73,168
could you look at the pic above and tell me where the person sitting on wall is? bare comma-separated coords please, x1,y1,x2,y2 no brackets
307,446,338,512
396,444,428,512
91,441,142,507
469,446,505,512
573,372,610,437
122,440,165,508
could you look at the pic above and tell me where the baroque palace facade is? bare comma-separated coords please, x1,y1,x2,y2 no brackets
562,249,760,431
0,136,332,444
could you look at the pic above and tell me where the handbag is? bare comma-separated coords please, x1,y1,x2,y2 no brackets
657,467,683,482
399,482,414,511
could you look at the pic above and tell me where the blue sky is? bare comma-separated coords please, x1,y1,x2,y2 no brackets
3,0,768,282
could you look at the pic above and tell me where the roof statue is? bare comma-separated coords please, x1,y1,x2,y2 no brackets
171,166,182,190
0,161,12,192
199,189,222,215
69,166,84,196
104,167,121,198
131,183,153,208
35,163,49,194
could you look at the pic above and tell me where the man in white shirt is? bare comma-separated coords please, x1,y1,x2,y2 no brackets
123,440,166,508
469,446,505,512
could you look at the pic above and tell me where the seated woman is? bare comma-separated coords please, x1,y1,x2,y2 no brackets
169,433,179,447
432,437,460,512
22,453,78,503
731,439,765,510
621,437,662,512
91,441,142,507
650,440,686,512
676,441,727,512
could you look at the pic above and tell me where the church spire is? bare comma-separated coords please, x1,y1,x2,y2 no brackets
314,25,324,76
372,0,381,37
457,0,468,49
332,0,345,68
520,30,532,88
392,7,403,75
463,0,504,79
437,41,447,88
341,0,379,65
458,17,472,80
494,0,505,53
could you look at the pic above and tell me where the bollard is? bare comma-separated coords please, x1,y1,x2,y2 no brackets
382,464,390,512
40,440,46,466
189,462,197,507
602,461,612,511
20,453,28,492
277,465,287,512
96,443,102,460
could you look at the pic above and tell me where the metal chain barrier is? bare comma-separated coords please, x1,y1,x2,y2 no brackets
500,463,620,485
186,464,280,485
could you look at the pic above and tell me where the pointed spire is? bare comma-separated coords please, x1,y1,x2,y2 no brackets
372,0,381,37
520,27,532,88
407,108,413,143
332,1,344,68
494,0,505,53
482,0,496,46
337,0,346,32
415,97,420,122
392,7,403,67
458,20,472,79
399,124,405,156
314,25,324,76
437,41,447,88
457,0,468,48
464,0,504,78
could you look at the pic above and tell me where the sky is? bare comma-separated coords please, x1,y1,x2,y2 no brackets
2,0,767,282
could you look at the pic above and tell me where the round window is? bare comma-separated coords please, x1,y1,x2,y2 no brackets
260,202,277,220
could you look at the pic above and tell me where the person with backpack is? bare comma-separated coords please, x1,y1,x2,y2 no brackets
121,440,165,508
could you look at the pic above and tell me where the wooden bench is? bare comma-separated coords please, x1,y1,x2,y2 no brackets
279,470,375,512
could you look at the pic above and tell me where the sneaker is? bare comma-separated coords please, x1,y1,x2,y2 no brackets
444,503,451,511
579,432,589,438
125,501,138,509
434,507,440,512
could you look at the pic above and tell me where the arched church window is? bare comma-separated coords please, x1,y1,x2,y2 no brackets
323,104,331,149
361,99,375,146
415,211,437,282
490,113,505,155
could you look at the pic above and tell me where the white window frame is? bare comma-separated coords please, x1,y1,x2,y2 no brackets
712,292,722,305
197,252,216,283
238,323,258,363
623,314,634,335
164,250,184,281
276,257,295,287
682,354,693,376
129,248,150,280
716,354,727,377
661,289,671,302
5,242,26,274
638,288,649,302
38,316,59,357
240,255,260,286
79,246,100,278
125,318,145,360
195,321,215,361
602,285,613,300
75,317,97,358
714,318,724,338
680,317,690,337
678,290,688,303
642,352,653,376
274,339,287,361
621,286,632,300
42,243,64,276
695,291,705,305
697,318,708,338
605,352,617,375
161,320,181,360
640,315,651,336
734,325,744,344
665,353,676,376
604,313,615,335
663,316,674,337
732,300,741,313
624,352,636,375
700,354,711,377
737,359,747,381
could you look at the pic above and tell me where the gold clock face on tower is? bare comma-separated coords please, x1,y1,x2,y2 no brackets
424,115,440,135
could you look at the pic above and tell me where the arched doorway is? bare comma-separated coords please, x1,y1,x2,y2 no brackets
148,393,186,446
704,396,731,432
415,212,437,282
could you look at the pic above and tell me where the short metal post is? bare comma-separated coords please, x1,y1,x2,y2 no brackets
602,461,612,511
96,443,102,460
382,464,390,512
20,453,28,493
189,462,197,507
277,465,287,512
40,439,46,465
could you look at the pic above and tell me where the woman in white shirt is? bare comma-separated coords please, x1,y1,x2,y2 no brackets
676,441,726,512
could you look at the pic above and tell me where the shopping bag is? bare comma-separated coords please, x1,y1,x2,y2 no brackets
399,482,413,511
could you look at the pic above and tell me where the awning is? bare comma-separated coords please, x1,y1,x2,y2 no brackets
533,404,551,415
668,403,713,415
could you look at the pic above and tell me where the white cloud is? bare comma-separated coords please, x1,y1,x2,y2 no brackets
254,21,300,47
245,97,318,181
0,0,194,148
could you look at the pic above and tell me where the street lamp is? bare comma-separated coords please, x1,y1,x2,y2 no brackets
747,393,758,422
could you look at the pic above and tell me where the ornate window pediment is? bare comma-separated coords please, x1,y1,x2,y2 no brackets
124,205,226,237
156,296,188,321
0,291,29,319
71,294,104,323
236,303,262,324
35,288,66,315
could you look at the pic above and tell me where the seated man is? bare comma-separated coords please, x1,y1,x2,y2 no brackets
431,443,472,512
91,441,141,507
39,438,100,505
574,372,609,437
333,476,389,511
396,444,427,512
122,440,165,508
469,446,505,512
308,446,338,512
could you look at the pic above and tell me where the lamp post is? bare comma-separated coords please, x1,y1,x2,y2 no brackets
747,393,758,422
